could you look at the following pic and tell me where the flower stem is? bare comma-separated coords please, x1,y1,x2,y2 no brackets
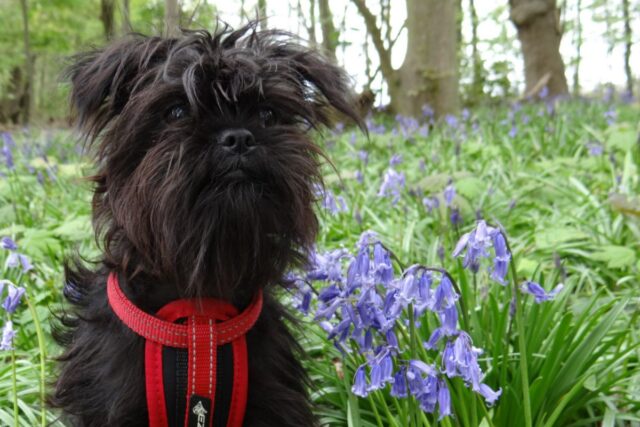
25,292,47,427
408,305,420,427
11,348,18,427
507,245,532,427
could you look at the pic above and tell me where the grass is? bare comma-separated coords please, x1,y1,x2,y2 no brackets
0,96,639,426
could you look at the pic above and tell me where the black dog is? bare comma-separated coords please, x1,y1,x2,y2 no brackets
51,23,360,426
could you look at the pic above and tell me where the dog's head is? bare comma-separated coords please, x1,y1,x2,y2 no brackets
69,23,361,300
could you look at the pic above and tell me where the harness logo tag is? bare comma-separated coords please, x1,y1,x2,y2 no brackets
188,395,212,427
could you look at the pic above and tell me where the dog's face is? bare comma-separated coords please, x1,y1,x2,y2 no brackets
69,24,360,299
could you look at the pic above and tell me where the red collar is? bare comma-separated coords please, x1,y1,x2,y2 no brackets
107,273,263,348
107,272,263,427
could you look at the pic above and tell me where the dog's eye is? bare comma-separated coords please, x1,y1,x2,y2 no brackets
166,105,189,122
259,108,276,127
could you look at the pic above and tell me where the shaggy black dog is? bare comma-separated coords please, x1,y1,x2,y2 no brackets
51,22,361,426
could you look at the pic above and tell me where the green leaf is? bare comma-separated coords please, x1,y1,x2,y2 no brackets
535,227,589,249
456,176,486,200
52,215,92,241
607,128,636,151
590,245,636,269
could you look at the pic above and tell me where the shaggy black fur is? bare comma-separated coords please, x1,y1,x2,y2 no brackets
50,22,361,426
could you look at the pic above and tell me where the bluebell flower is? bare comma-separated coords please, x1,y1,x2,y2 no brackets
315,185,348,215
452,332,479,368
389,154,403,166
2,282,25,314
450,208,462,226
605,108,616,125
621,90,634,104
5,251,33,273
490,232,510,285
1,237,17,250
1,132,15,148
366,117,386,134
443,183,456,207
390,367,408,397
477,383,502,405
520,281,563,303
318,283,341,302
442,342,457,378
422,196,439,213
453,220,511,283
2,238,32,273
385,329,399,349
328,318,352,342
437,379,452,419
315,298,342,320
424,327,443,350
586,141,604,156
368,349,394,392
417,378,438,413
539,86,549,99
509,124,518,138
288,276,313,314
307,249,349,282
352,365,369,397
444,115,459,129
405,364,425,396
453,221,494,260
378,168,405,204
422,105,434,119
0,321,16,351
439,304,458,336
372,243,393,286
357,150,369,164
432,275,458,312
2,142,14,170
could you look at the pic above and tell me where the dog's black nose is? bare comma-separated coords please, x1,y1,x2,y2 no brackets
218,128,255,154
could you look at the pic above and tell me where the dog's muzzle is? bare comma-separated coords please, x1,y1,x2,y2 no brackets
107,273,263,427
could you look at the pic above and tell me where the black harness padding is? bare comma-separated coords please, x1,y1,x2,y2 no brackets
163,336,235,427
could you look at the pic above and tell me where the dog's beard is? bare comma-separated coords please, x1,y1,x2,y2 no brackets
96,125,319,301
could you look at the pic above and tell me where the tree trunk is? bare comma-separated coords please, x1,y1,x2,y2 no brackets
572,0,582,94
308,0,317,46
510,0,568,97
622,0,633,97
19,0,33,125
318,0,338,61
122,0,132,34
469,0,484,101
258,0,267,31
352,0,459,117
100,0,116,40
165,0,180,37
398,0,459,116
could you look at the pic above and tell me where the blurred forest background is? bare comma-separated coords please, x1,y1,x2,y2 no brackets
0,0,638,125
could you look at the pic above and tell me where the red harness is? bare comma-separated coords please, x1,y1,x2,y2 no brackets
107,273,263,427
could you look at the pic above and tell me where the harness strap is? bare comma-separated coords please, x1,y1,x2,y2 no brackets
107,273,262,427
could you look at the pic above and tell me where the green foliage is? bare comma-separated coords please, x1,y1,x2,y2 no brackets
300,98,640,425
0,98,639,425
0,0,217,122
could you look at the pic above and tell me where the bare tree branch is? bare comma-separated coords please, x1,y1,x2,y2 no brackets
350,0,395,84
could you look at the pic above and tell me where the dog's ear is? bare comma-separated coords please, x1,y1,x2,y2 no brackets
67,36,173,140
272,43,365,131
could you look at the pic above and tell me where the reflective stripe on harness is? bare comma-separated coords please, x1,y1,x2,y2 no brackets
107,273,263,427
